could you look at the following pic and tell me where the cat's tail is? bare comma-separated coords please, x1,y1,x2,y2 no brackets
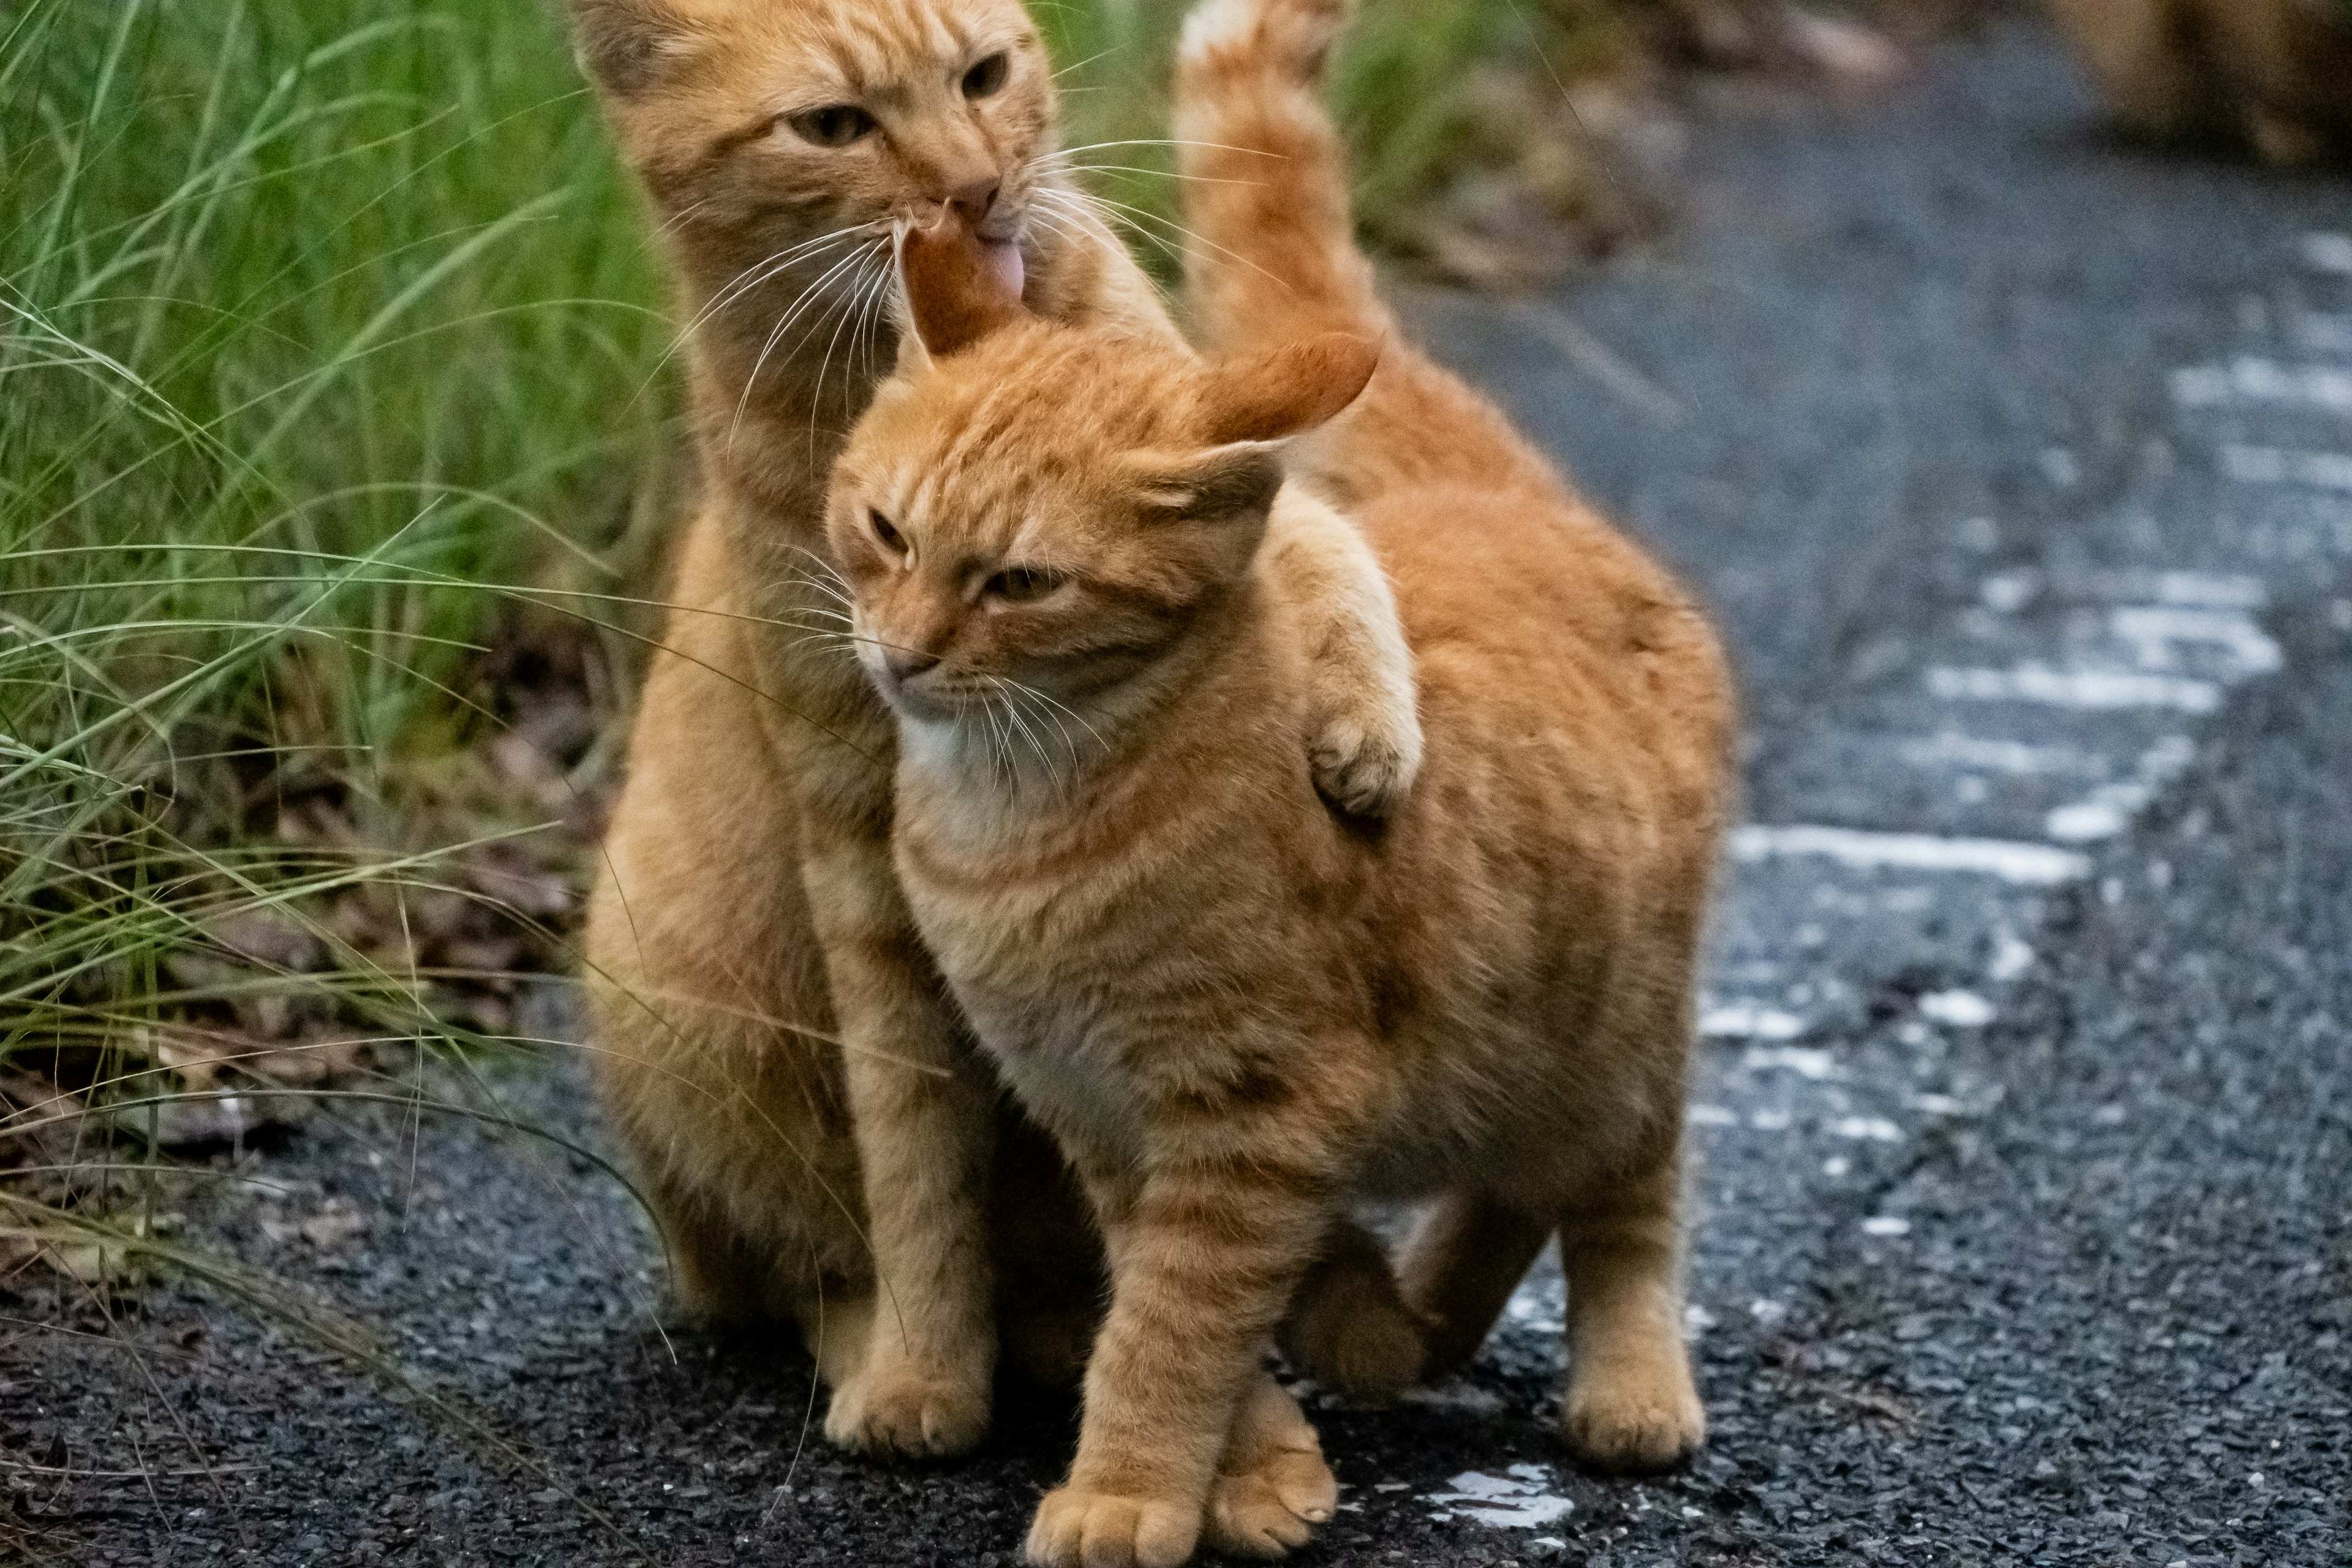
1171,0,1392,354
1172,0,1551,506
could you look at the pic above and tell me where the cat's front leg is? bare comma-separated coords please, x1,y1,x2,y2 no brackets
800,829,999,1459
1262,486,1421,817
1028,1144,1332,1568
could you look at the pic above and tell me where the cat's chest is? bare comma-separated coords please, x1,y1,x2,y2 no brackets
968,995,1147,1163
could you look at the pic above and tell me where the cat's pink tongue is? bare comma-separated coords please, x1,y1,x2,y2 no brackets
981,238,1024,302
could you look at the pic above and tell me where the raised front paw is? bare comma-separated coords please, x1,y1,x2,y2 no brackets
1561,1355,1705,1472
1308,709,1421,819
1025,1485,1200,1568
824,1355,991,1460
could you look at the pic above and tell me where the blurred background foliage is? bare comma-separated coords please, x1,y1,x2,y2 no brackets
0,0,1909,1260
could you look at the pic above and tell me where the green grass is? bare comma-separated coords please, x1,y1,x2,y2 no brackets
1,0,673,1235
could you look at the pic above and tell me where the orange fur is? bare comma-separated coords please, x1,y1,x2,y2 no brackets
567,0,1419,1466
2041,0,2352,165
826,4,1736,1561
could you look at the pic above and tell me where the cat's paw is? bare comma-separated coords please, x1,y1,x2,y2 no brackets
1561,1357,1705,1472
1202,1434,1335,1559
1308,710,1420,819
1283,1286,1429,1401
824,1355,991,1460
1025,1485,1199,1568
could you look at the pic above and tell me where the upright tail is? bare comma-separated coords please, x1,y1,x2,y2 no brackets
1172,0,1392,354
1172,0,1562,508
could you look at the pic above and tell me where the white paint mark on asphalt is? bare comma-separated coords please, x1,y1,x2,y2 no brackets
1733,823,2090,884
1424,1468,1573,1530
2293,312,2352,355
1860,1216,1911,1237
1925,663,2222,713
1988,933,2036,981
1896,732,2097,775
1918,989,1996,1027
2303,233,2352,274
2108,605,2282,676
2070,570,2267,609
2170,356,2352,413
2222,443,2352,493
1742,1044,1844,1080
1978,569,2041,612
2046,735,2196,842
2046,789,2144,842
1832,1115,1904,1142
1700,1001,1808,1040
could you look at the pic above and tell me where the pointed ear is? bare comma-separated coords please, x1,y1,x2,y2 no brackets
1129,442,1285,529
568,0,698,97
1195,333,1380,447
898,218,1030,361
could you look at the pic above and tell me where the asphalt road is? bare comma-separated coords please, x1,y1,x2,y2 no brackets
15,16,2351,1567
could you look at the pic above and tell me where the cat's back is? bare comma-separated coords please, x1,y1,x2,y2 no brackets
1363,473,1733,816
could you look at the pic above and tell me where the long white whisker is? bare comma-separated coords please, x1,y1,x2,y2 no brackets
1045,186,1293,292
729,238,888,443
1041,138,1281,160
807,245,890,453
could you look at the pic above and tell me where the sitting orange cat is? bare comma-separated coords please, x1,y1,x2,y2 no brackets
564,0,1420,1468
825,2,1735,1561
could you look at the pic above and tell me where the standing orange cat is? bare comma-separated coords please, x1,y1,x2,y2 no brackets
826,1,1735,1561
564,0,1422,1465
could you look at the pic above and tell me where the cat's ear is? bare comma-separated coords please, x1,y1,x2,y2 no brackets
1130,443,1286,530
1196,333,1380,446
568,0,699,97
897,217,1030,364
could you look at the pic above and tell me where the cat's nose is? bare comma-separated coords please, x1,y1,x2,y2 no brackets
884,646,941,682
946,174,998,222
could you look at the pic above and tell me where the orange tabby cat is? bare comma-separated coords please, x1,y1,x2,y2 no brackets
827,4,1733,1561
565,0,1420,1464
2043,0,2352,165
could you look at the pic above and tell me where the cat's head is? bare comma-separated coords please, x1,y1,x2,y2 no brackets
569,0,1053,290
827,219,1376,734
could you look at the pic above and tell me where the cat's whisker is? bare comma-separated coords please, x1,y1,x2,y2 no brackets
807,244,891,448
1050,163,1257,186
730,236,891,445
783,544,859,599
1041,138,1282,160
636,228,871,399
991,684,1058,777
1042,185,1294,293
997,676,1104,757
824,244,899,435
674,224,875,351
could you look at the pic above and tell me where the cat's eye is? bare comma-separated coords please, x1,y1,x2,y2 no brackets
788,104,876,148
982,566,1061,603
961,53,1009,100
869,510,906,552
